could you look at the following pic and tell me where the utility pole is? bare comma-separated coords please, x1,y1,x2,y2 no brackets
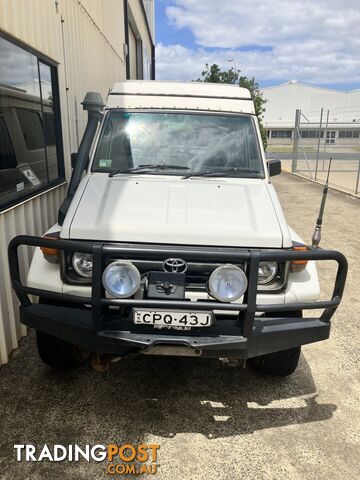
227,59,237,79
292,109,301,172
323,109,330,154
315,107,323,181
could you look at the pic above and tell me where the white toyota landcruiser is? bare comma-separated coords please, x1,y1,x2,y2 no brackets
9,81,347,376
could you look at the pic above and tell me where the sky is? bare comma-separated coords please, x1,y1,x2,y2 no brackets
155,0,360,91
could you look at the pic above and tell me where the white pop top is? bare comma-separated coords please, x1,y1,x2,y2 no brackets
106,81,255,114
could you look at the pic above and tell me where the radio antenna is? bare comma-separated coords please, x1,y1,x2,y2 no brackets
312,158,332,248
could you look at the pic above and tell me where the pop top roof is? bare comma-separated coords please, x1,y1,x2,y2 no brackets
107,81,254,114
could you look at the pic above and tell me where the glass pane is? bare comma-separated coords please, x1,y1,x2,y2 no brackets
39,62,58,181
93,112,263,177
16,108,44,150
143,44,151,80
0,116,16,168
0,35,48,207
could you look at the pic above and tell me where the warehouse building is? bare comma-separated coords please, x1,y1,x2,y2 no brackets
0,0,155,364
262,81,360,146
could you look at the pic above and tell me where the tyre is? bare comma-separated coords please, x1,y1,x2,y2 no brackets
250,310,302,376
36,298,90,368
36,330,89,369
250,346,301,376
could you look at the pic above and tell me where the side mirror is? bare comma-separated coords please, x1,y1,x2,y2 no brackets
71,152,78,169
267,159,281,177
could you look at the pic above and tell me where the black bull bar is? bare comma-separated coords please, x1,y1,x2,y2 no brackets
8,236,348,358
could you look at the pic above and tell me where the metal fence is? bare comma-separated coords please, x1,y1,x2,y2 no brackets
267,108,360,197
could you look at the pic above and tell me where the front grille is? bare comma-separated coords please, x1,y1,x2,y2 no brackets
110,259,246,291
61,243,287,293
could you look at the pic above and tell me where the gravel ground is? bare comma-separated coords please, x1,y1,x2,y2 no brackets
0,173,359,479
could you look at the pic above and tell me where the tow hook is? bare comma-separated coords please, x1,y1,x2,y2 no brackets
91,354,122,373
219,358,246,368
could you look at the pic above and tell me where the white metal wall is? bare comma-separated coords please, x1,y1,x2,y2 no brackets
0,0,150,364
0,184,67,365
262,81,360,126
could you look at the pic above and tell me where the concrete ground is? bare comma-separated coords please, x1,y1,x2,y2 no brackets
279,158,360,197
0,173,359,479
266,152,360,197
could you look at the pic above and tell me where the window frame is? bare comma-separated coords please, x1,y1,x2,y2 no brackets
0,31,65,212
300,130,324,139
338,130,360,139
271,130,292,139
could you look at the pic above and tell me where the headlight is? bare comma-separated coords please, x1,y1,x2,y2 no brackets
72,252,93,278
102,260,140,298
258,261,278,285
208,264,247,303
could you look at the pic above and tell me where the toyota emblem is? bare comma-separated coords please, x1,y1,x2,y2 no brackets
162,258,187,274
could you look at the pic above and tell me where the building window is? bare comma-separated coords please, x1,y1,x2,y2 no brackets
128,19,144,80
326,131,336,144
271,130,292,139
16,108,45,150
0,33,64,211
143,44,151,80
338,130,360,139
142,0,155,39
0,116,17,169
300,130,324,139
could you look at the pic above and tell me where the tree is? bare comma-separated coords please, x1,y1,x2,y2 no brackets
195,64,267,149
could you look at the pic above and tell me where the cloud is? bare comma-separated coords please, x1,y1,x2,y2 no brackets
0,36,39,86
156,0,360,86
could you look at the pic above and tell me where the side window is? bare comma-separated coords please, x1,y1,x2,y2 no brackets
0,33,64,211
16,108,44,150
0,116,17,169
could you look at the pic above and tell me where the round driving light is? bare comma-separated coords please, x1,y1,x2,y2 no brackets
258,261,278,285
72,252,93,278
102,260,140,298
208,264,247,303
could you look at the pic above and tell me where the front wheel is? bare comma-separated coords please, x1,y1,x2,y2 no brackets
249,346,301,376
250,310,302,376
36,330,89,369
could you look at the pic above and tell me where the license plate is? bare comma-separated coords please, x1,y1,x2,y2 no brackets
133,309,213,329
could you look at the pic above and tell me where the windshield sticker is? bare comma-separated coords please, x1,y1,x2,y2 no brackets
99,159,112,168
16,182,25,192
21,168,41,186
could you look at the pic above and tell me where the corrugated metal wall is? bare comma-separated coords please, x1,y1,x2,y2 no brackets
0,184,67,365
0,0,152,364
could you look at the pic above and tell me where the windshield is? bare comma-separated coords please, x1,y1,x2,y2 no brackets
92,111,264,177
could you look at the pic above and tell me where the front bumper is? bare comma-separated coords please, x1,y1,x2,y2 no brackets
9,236,347,359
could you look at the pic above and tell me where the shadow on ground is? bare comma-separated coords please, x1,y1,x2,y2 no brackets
0,330,336,477
0,330,337,436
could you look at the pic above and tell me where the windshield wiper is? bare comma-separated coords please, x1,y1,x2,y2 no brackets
109,164,189,177
182,167,257,179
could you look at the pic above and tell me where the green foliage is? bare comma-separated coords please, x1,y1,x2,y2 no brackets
196,63,239,84
195,64,267,149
